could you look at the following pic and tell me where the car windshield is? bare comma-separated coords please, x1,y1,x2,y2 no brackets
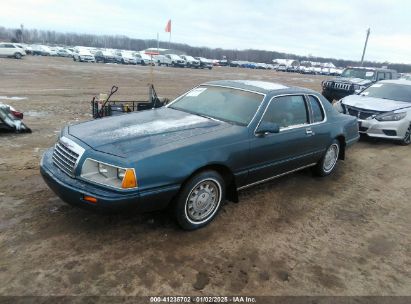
341,68,375,80
169,86,264,126
361,83,411,102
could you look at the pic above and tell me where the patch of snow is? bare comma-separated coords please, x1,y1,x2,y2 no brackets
25,111,48,117
0,96,27,100
233,80,288,91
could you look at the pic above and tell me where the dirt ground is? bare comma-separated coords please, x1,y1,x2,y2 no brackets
0,56,410,296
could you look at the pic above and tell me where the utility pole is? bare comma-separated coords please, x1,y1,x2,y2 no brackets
360,28,370,66
20,24,24,43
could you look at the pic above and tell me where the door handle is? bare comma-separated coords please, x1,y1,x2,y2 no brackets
306,128,314,136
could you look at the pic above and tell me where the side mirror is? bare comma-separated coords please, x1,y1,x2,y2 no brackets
256,121,280,136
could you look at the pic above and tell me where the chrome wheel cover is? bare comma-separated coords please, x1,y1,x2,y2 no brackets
323,143,339,173
185,179,221,224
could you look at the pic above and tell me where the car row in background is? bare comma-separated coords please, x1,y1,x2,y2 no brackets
321,66,398,102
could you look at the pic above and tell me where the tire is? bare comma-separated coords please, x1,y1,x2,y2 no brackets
398,124,411,146
313,139,340,176
14,52,22,59
174,170,225,230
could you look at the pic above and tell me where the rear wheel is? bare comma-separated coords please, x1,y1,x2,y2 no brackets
174,170,225,230
398,124,411,146
313,140,340,176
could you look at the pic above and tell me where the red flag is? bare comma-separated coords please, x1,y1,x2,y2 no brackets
165,20,171,33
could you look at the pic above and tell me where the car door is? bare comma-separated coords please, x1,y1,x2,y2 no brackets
304,94,330,162
0,44,14,56
246,94,316,184
0,44,6,56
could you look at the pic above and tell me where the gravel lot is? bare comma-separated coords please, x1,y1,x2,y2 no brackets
0,56,410,296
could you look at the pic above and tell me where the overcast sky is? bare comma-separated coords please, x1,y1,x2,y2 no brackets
1,0,410,63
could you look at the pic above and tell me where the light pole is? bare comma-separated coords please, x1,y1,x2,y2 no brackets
360,28,371,66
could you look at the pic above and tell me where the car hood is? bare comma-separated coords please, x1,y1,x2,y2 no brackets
68,107,229,158
342,95,411,112
333,77,372,86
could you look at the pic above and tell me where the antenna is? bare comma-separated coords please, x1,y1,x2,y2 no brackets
360,28,371,66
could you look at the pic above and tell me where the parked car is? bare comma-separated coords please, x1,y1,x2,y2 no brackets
40,80,359,230
73,49,95,62
165,54,186,67
256,63,269,69
277,64,287,72
119,51,137,65
49,47,59,56
0,43,26,59
180,55,200,68
335,79,411,145
322,67,398,102
153,54,172,66
94,50,115,63
134,52,153,65
57,48,73,57
218,59,229,66
31,45,51,56
195,57,213,69
0,103,31,133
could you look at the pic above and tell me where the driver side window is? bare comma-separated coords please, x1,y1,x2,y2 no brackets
262,95,309,128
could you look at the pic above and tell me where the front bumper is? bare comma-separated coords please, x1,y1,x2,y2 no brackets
79,56,95,62
357,118,409,140
40,148,179,212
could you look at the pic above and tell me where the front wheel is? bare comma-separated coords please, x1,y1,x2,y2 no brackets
14,52,22,59
398,124,411,146
313,140,340,176
174,170,225,230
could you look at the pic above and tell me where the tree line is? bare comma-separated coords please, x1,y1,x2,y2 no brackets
1,26,410,73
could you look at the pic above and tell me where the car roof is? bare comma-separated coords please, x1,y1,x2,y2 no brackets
379,79,411,86
203,80,315,95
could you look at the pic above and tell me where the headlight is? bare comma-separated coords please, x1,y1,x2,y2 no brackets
333,100,345,113
81,159,137,189
353,84,366,93
374,112,406,122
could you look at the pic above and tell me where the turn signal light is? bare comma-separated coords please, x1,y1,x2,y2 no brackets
83,195,98,204
121,169,137,189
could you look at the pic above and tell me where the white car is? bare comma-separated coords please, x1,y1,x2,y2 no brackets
153,54,172,66
336,79,411,145
165,54,186,67
134,52,153,65
0,43,26,59
119,51,137,64
180,55,200,68
73,49,95,62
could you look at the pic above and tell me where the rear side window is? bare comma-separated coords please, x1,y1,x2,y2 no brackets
308,95,325,123
262,95,309,128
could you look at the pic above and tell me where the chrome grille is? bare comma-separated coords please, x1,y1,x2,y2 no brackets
333,82,351,91
346,106,382,120
52,137,85,177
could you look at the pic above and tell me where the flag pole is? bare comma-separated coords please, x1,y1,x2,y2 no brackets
169,31,171,49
